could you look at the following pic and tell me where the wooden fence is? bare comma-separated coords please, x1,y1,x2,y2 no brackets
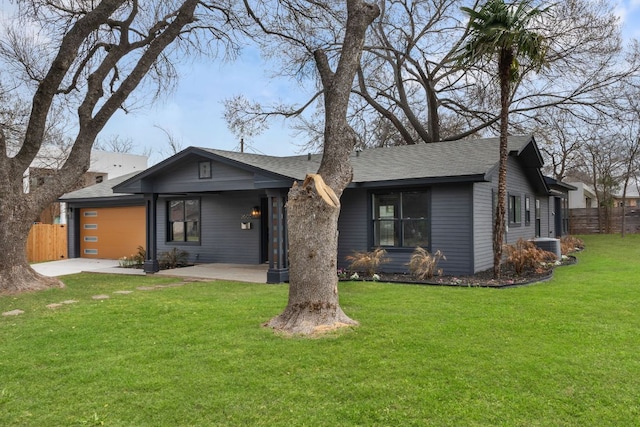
27,223,68,263
570,207,640,235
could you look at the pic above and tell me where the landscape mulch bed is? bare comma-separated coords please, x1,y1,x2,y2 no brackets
346,256,577,289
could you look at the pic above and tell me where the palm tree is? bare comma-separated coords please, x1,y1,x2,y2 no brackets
459,0,549,278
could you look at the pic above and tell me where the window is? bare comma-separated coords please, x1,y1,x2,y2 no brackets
524,196,531,225
508,194,521,225
373,190,429,248
168,199,200,242
199,161,212,179
535,198,541,237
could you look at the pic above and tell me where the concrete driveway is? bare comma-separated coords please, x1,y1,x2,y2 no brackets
32,258,268,283
31,258,131,277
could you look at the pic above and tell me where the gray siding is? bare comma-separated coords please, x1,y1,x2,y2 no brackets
337,185,475,276
152,157,256,193
503,157,537,244
337,189,368,269
473,182,493,273
156,192,262,264
431,184,474,275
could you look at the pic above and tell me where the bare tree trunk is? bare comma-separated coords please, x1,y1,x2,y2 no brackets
265,0,379,335
0,193,63,294
266,175,354,334
493,48,513,279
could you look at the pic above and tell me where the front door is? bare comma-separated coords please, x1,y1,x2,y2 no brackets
554,197,562,238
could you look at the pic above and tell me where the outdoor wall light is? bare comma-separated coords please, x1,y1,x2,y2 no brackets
251,206,261,218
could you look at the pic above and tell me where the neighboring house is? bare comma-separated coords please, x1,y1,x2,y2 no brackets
567,181,640,208
26,148,148,224
613,186,640,207
567,182,597,209
61,135,573,282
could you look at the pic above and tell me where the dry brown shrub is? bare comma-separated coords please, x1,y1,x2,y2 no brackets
560,235,585,255
504,238,557,276
346,248,389,276
408,247,446,280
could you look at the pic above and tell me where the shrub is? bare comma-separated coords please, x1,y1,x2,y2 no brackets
345,248,388,277
159,248,190,270
504,238,557,276
119,246,146,268
133,245,146,266
408,247,446,280
560,235,585,255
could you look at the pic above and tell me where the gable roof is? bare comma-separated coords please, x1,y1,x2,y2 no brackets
112,134,545,193
195,135,538,185
60,171,143,202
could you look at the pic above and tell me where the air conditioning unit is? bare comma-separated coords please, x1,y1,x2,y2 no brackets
532,238,561,260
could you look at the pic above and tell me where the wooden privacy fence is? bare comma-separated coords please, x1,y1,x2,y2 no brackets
570,207,640,235
27,223,68,263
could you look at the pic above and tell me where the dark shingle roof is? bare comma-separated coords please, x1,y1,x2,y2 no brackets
69,135,541,200
60,171,142,201
201,135,533,183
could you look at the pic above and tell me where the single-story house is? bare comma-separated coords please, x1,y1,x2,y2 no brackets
60,135,573,282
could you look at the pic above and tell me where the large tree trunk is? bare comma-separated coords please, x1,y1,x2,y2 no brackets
265,0,379,335
493,48,514,279
0,193,63,294
265,175,356,335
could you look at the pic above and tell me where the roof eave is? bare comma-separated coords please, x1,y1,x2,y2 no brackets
350,174,488,188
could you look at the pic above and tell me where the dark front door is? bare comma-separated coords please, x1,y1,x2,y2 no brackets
554,197,562,238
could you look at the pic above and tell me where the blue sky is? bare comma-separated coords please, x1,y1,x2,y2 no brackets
3,1,640,164
100,47,312,162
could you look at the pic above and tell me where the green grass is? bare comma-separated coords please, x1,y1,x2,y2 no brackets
1,234,639,426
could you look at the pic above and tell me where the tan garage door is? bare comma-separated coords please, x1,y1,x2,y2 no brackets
80,206,145,259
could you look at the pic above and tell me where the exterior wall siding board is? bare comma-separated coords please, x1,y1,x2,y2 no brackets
503,158,537,244
156,193,262,265
339,185,475,276
152,159,256,193
430,184,474,275
473,182,493,273
337,189,369,270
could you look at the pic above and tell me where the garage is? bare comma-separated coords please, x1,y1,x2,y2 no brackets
80,206,145,259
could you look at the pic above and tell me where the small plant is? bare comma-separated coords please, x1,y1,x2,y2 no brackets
337,268,349,279
345,248,389,277
504,238,557,276
159,248,190,270
118,246,146,268
408,247,446,280
132,245,146,266
560,235,585,255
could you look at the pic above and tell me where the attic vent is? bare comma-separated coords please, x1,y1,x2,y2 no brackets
307,153,311,161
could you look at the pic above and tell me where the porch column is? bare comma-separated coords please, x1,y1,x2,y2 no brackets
266,189,289,283
143,193,160,273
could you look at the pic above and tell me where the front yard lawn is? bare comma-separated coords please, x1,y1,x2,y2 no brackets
1,234,639,426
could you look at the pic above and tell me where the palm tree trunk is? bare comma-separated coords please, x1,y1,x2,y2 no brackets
493,48,513,278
